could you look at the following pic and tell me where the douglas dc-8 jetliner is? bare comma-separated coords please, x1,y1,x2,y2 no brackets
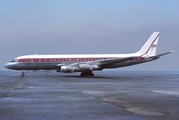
5,32,173,77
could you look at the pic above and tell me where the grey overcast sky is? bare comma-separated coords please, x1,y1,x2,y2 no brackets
0,0,178,71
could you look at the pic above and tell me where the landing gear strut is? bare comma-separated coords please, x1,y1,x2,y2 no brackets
21,71,25,77
80,71,94,77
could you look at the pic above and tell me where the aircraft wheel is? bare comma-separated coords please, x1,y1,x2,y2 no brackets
89,72,94,76
88,71,94,76
21,74,25,77
80,72,85,77
80,71,94,77
21,72,25,77
91,72,94,76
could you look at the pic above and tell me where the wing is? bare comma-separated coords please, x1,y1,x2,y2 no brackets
93,57,135,66
88,56,139,69
57,57,136,68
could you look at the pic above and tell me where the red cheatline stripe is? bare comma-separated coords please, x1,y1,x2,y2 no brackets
17,57,119,62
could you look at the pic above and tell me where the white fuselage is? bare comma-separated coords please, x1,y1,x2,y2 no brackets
5,53,146,71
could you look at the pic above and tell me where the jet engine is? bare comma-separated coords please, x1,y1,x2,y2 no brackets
78,64,101,71
57,64,101,73
60,66,79,73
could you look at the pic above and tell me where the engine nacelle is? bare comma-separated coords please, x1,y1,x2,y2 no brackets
57,64,101,73
60,66,79,73
79,64,100,71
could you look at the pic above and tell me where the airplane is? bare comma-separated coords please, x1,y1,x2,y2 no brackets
4,32,173,77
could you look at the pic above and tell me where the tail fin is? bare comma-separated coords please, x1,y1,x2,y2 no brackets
137,32,160,56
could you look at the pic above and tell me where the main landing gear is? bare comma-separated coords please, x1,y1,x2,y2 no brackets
21,71,25,77
80,71,94,77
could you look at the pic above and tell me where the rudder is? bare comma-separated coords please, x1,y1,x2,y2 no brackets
137,32,160,56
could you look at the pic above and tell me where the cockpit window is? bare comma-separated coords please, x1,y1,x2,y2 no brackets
10,58,18,62
14,58,18,62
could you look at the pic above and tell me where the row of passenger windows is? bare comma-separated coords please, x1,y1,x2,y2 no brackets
26,58,110,62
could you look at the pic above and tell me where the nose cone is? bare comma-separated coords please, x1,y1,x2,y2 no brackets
4,63,9,68
4,63,14,69
4,62,20,70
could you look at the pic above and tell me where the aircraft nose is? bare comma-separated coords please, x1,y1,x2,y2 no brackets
4,62,19,70
4,63,10,68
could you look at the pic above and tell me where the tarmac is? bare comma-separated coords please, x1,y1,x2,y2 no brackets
0,71,178,120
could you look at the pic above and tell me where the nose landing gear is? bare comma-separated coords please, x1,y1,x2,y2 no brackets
21,71,25,77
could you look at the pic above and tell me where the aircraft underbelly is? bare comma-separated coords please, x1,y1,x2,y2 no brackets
13,62,58,70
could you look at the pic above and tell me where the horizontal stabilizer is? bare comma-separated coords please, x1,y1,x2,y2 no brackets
147,51,174,59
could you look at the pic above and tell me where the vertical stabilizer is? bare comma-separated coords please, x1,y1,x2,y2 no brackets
137,32,160,56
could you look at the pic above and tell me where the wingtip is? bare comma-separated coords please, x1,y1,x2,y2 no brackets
169,51,175,53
